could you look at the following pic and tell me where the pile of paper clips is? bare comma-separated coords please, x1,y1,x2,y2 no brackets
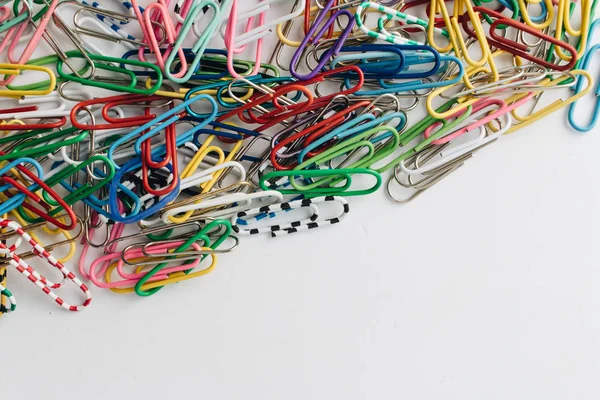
0,0,597,316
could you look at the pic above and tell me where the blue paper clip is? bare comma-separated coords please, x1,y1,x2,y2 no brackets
568,43,600,133
108,157,180,224
332,45,406,77
497,0,548,23
0,158,44,215
192,121,259,147
345,54,463,96
107,93,218,165
53,165,141,220
333,44,441,79
297,112,407,164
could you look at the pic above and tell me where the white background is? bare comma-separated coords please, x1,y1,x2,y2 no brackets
2,1,600,399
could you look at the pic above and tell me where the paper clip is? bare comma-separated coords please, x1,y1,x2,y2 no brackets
508,70,593,133
232,196,349,237
555,0,592,60
68,1,160,48
0,0,58,86
568,45,600,132
56,51,164,94
106,93,217,164
434,0,499,86
87,240,205,289
399,102,519,175
0,63,56,97
222,0,306,50
260,168,382,197
161,190,281,224
290,0,355,80
0,0,30,35
133,219,233,297
130,0,188,78
163,0,225,83
0,219,92,311
356,1,448,46
70,94,169,130
517,0,555,29
466,7,578,72
0,265,15,313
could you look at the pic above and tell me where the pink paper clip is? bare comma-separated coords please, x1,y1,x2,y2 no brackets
425,98,508,145
79,202,126,280
225,0,266,78
130,0,189,78
222,0,306,78
0,1,32,61
0,0,59,86
0,6,10,23
87,241,203,289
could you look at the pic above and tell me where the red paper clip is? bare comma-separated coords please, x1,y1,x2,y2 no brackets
464,7,578,71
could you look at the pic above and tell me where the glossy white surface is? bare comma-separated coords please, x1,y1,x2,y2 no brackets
3,2,600,399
